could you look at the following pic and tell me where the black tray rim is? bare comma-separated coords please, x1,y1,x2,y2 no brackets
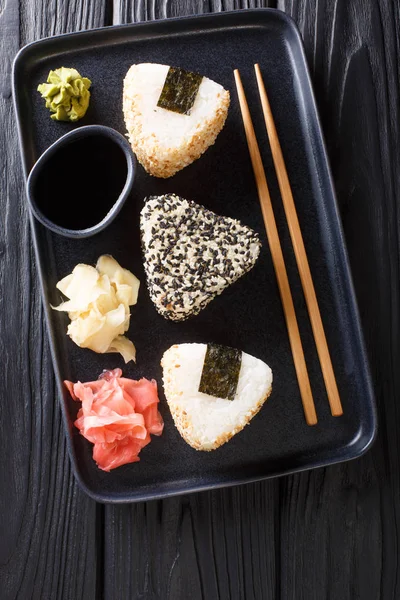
12,8,377,504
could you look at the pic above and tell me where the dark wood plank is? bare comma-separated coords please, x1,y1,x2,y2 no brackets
113,0,272,23
105,4,280,600
105,483,279,599
276,1,400,598
0,1,108,598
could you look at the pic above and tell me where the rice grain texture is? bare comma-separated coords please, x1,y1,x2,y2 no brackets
161,343,273,451
123,63,230,178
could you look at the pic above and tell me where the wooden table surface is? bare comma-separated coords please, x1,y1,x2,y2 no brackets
1,1,399,598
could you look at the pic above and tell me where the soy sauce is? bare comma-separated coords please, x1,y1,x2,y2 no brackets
33,134,128,230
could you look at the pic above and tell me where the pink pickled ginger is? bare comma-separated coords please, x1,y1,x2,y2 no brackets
65,368,163,471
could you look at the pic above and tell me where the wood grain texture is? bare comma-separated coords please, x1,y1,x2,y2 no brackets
2,0,399,599
105,483,279,599
113,0,272,24
0,1,107,598
276,0,400,598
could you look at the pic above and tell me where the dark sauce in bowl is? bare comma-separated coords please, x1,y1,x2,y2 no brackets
27,125,136,238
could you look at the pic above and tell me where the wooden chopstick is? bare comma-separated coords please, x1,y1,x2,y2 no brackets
254,63,343,417
234,69,317,426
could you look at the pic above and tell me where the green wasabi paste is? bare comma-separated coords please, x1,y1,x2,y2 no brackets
37,67,91,122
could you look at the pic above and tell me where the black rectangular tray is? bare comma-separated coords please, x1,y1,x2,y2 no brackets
13,9,376,503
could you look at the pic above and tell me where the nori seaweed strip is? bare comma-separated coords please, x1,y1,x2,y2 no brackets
157,67,203,115
199,344,242,400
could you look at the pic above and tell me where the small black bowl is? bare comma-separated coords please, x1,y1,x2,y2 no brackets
26,125,136,238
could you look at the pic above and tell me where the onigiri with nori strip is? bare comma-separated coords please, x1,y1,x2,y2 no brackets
162,343,273,451
123,63,230,178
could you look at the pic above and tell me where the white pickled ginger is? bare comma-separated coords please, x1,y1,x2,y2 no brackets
52,255,140,362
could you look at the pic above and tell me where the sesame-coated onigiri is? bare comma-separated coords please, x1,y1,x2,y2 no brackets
140,194,261,321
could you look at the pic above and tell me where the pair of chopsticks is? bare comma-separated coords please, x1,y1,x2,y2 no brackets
234,65,343,425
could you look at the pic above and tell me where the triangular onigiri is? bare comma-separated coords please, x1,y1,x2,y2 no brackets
123,63,230,178
140,194,261,321
161,343,273,450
